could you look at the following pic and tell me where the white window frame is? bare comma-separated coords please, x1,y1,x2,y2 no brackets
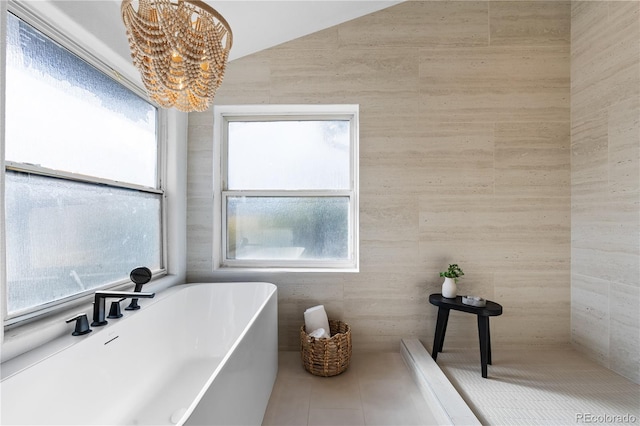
213,104,359,272
2,4,168,326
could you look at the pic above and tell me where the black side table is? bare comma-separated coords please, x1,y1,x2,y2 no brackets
429,293,503,378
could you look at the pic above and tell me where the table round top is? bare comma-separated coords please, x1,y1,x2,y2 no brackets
429,293,503,316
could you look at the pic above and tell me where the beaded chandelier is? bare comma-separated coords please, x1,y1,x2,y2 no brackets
121,0,233,112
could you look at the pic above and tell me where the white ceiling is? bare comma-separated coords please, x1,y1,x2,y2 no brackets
23,1,402,83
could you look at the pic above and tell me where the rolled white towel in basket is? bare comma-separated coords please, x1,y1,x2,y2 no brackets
304,305,330,338
308,328,328,339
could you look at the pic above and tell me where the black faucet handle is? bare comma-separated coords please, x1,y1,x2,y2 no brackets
107,297,126,319
127,267,152,311
130,267,152,291
65,313,92,336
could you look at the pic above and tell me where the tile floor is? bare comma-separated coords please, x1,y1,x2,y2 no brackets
264,347,640,426
262,351,440,426
435,344,640,425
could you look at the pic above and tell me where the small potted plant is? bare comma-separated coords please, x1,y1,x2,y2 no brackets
439,264,464,298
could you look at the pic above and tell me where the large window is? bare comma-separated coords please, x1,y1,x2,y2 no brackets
3,11,164,321
214,105,359,271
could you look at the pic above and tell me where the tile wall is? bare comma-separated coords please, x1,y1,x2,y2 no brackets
186,1,572,352
571,1,640,384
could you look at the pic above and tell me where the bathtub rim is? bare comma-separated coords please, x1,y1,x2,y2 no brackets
0,282,277,382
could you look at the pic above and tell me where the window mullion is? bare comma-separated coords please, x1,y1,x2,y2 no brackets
222,190,353,197
6,162,163,195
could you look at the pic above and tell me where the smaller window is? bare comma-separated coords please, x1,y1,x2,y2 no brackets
214,105,359,271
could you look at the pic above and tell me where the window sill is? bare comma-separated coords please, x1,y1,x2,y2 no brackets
214,265,360,274
1,274,182,365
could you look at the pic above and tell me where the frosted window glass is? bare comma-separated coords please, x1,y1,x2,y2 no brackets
227,197,349,260
5,172,162,314
227,121,350,190
5,13,157,188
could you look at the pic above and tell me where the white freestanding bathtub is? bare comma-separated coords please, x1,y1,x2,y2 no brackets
0,282,278,425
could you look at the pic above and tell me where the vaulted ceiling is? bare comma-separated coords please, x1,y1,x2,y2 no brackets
25,1,402,83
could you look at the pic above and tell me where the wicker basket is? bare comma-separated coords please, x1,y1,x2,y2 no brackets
300,319,352,377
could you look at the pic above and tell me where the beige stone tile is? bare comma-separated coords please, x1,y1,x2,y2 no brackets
308,408,364,426
571,109,608,190
268,49,348,102
419,46,569,90
359,105,423,138
491,195,570,271
362,123,494,196
349,335,404,353
571,274,610,365
262,374,313,426
277,350,308,378
494,195,570,233
419,193,495,234
610,283,640,383
338,1,488,49
493,270,570,345
350,352,414,382
418,193,509,272
215,53,271,103
570,1,609,63
360,379,430,426
571,2,639,118
495,122,570,197
187,110,213,127
493,314,570,347
359,240,421,274
420,87,569,124
335,47,420,94
490,1,571,46
571,191,639,286
495,229,569,271
419,45,569,123
187,124,213,151
359,194,419,242
418,239,501,278
609,96,640,194
358,163,419,196
265,352,445,426
343,292,429,341
309,372,362,410
604,1,640,106
572,245,638,291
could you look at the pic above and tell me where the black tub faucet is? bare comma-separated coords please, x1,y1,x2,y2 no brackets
126,266,153,311
92,290,155,327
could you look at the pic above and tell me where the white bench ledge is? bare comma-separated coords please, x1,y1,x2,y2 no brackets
401,338,481,426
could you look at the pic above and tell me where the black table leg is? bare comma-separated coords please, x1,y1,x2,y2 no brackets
487,319,492,365
432,307,450,361
477,315,490,378
439,308,449,353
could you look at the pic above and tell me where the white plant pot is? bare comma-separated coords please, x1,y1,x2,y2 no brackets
442,277,457,298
